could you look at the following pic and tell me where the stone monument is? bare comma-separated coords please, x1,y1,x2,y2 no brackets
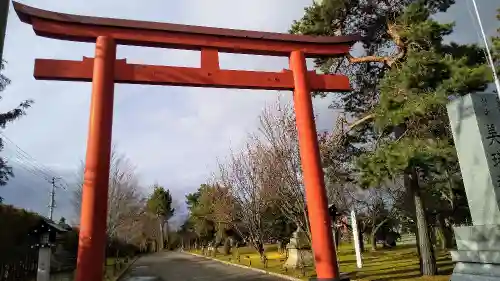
447,93,500,281
283,227,314,269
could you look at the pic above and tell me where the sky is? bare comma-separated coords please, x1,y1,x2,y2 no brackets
0,0,498,225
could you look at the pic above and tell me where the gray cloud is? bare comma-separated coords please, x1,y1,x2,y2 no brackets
0,163,75,221
0,0,498,223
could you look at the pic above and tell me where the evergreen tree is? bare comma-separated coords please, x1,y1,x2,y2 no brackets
355,1,491,275
147,185,175,250
58,217,66,224
493,8,499,75
290,0,457,186
0,63,33,202
291,0,492,276
185,184,218,244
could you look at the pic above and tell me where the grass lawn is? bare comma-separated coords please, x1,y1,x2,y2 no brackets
190,243,454,281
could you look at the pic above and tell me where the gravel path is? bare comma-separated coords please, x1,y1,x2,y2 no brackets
119,251,286,281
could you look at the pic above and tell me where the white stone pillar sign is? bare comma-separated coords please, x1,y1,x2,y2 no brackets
447,93,500,281
351,209,362,269
448,93,500,225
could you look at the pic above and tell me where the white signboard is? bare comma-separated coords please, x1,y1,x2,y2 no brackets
447,93,500,225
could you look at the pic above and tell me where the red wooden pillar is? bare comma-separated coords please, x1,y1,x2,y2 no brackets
290,50,340,280
76,36,116,281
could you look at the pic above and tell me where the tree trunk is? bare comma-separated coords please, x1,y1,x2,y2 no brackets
302,210,312,245
332,226,341,248
165,221,170,249
257,242,265,262
158,217,164,251
435,214,447,250
371,218,389,251
371,233,377,251
358,231,365,252
335,227,341,247
406,168,437,276
443,218,456,249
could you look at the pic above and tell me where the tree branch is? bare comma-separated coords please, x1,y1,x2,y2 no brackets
349,23,406,67
347,113,376,131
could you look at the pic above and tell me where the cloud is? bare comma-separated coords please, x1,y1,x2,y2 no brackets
1,0,498,223
0,0,323,220
0,163,76,220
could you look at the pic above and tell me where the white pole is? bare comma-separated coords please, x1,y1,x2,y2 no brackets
470,0,500,96
351,210,363,268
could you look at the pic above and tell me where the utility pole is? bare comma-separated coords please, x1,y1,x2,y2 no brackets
41,176,61,281
48,177,61,220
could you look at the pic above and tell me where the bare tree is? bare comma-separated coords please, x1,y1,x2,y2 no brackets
318,112,365,246
253,99,311,242
72,146,145,242
133,213,163,252
205,180,236,235
216,143,269,260
72,160,85,222
318,113,355,209
324,180,353,246
343,181,405,251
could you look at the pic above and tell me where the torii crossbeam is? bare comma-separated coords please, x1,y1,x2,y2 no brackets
13,2,359,280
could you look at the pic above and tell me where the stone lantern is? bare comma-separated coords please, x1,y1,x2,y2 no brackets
29,218,68,281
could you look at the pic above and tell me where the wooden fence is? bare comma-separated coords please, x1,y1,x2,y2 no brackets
0,248,38,281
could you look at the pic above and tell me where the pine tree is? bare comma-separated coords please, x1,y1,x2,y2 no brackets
355,1,491,275
290,0,457,184
0,62,32,202
147,185,175,250
493,8,499,75
291,0,492,276
185,184,217,244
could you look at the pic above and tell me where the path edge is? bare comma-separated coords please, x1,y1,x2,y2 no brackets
182,251,303,281
114,256,140,281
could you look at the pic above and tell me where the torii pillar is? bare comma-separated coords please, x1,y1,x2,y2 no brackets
13,2,359,280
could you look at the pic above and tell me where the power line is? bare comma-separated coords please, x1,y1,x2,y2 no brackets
0,132,76,221
8,156,53,181
9,159,52,185
0,132,56,180
0,133,72,220
0,132,71,192
0,132,72,189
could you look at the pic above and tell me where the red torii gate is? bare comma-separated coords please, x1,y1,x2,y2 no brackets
13,2,358,280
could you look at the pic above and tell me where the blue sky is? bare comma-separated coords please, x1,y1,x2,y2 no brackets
0,0,498,224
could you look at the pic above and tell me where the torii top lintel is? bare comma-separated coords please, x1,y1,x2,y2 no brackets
13,1,360,57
